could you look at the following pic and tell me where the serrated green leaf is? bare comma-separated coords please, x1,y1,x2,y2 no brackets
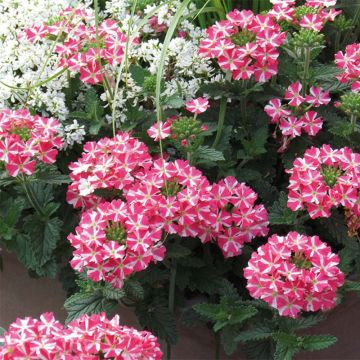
124,278,144,301
166,242,192,259
240,126,268,158
129,65,151,85
136,302,177,344
36,172,71,185
193,303,221,321
244,339,275,360
164,94,184,109
194,145,225,163
268,192,298,225
181,307,204,327
102,286,126,301
344,280,360,293
64,291,116,324
221,326,240,355
236,323,273,342
300,335,337,352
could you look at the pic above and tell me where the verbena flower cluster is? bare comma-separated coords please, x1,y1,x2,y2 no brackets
24,7,129,86
265,82,330,150
244,232,344,318
199,9,286,82
287,145,360,220
67,132,269,287
0,312,162,359
335,43,360,93
269,0,340,31
0,109,62,176
68,199,165,288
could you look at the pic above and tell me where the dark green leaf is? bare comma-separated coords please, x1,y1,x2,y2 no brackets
236,323,273,342
136,302,177,344
64,291,116,324
268,192,298,225
300,335,337,352
124,278,144,300
221,326,240,355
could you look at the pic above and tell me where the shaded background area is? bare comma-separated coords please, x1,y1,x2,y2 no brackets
1,251,360,359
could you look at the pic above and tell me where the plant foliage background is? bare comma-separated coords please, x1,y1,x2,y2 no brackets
0,0,360,359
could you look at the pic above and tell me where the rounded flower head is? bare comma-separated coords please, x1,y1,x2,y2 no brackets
335,43,360,93
199,9,286,82
24,7,130,85
244,232,344,318
68,199,165,289
67,132,153,209
197,176,269,257
0,109,62,177
0,312,162,359
286,145,360,221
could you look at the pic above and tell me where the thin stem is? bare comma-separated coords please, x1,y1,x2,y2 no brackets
350,114,357,132
302,47,311,95
212,71,232,148
187,151,191,164
166,260,177,360
214,331,221,360
334,31,341,52
19,176,46,218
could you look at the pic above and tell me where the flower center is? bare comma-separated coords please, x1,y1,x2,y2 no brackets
105,221,127,244
161,179,182,197
320,165,343,187
230,29,256,46
291,251,312,270
93,188,124,201
11,127,31,141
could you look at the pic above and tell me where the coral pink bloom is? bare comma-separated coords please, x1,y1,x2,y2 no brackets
300,14,324,32
80,61,103,84
185,97,210,114
253,59,278,82
244,232,344,318
147,120,172,141
6,155,36,176
305,86,331,106
284,82,305,107
279,116,303,137
301,111,323,136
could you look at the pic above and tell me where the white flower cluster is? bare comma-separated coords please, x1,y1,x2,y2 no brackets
0,0,76,119
105,0,216,119
58,120,86,149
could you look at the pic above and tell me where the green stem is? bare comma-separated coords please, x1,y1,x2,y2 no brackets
212,71,232,148
215,331,221,360
350,114,357,132
167,260,177,360
334,31,341,52
187,151,191,164
302,47,311,95
19,176,46,218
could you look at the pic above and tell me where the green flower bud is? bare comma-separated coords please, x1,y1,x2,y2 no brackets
332,15,354,32
339,92,360,117
105,221,127,244
11,127,31,141
293,5,319,20
231,29,256,46
292,251,312,270
321,165,342,187
289,28,325,49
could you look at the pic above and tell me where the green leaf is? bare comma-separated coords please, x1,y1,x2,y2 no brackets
0,326,5,346
124,278,144,301
300,335,337,352
194,145,225,163
244,339,275,360
268,192,298,225
164,94,184,109
236,323,274,342
344,280,360,294
240,126,268,158
102,285,126,300
193,303,221,322
221,326,240,355
129,64,151,85
64,291,116,324
136,302,177,344
36,172,71,185
273,333,300,360
0,198,25,241
166,242,192,259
